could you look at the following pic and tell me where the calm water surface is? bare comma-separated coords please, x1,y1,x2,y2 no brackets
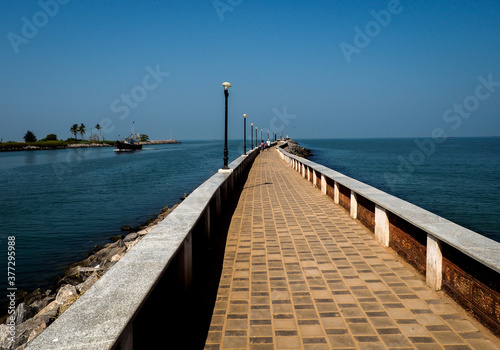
1,137,499,306
298,137,500,241
0,140,246,303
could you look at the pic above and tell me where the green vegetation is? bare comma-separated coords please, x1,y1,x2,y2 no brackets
79,123,86,140
139,134,149,142
41,134,58,141
0,140,115,151
95,124,102,141
24,131,37,142
0,122,135,151
0,141,66,150
70,124,79,140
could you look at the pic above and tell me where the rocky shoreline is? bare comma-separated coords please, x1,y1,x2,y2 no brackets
284,139,313,158
0,200,183,349
0,140,181,152
0,143,112,152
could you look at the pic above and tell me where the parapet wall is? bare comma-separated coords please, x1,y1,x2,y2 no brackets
27,148,260,350
277,143,500,334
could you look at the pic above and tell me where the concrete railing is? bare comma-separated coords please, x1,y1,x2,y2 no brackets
277,143,500,333
27,148,260,350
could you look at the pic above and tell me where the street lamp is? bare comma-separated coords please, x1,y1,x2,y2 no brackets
250,123,254,149
255,127,258,148
261,129,263,143
243,114,247,155
267,130,270,141
222,82,231,169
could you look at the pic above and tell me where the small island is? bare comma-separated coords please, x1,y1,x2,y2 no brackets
0,125,180,152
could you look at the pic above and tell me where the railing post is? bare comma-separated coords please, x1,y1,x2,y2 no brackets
321,174,327,195
302,164,306,178
205,207,211,243
333,181,340,204
224,179,229,200
313,171,317,187
350,191,357,219
229,172,234,192
375,205,390,247
426,235,443,290
216,188,222,216
116,322,133,350
180,234,193,292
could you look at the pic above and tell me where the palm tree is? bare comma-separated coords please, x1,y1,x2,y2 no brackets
95,124,102,141
79,123,86,141
70,124,79,140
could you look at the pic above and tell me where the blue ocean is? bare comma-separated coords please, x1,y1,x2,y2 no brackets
298,137,500,241
0,140,246,303
1,137,499,305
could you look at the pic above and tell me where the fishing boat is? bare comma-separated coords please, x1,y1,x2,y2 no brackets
114,123,143,152
114,136,142,151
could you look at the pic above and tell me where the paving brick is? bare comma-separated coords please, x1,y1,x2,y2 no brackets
203,150,500,350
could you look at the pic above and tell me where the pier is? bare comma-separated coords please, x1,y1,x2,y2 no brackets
26,142,500,349
204,147,500,349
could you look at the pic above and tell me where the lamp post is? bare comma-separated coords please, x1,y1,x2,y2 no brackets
255,127,258,148
243,114,247,155
267,130,270,141
250,123,254,149
261,129,263,143
222,82,231,169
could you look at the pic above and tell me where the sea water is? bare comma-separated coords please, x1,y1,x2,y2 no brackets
298,137,500,241
1,137,499,306
0,140,246,303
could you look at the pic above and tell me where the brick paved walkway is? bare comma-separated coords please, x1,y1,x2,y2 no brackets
204,149,500,350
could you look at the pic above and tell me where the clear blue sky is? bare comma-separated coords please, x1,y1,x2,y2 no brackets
1,0,499,141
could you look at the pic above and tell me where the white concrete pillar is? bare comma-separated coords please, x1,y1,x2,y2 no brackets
313,171,317,187
307,166,311,182
426,235,443,290
334,181,340,204
350,191,358,219
375,205,390,247
302,164,306,178
321,174,327,195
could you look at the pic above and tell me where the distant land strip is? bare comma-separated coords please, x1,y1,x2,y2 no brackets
0,140,181,152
